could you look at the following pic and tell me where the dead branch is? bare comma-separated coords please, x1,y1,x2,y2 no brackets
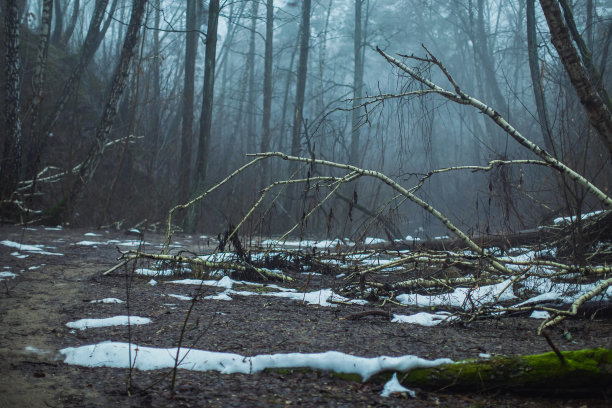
376,46,612,209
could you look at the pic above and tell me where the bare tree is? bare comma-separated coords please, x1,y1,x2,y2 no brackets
63,0,149,216
290,0,312,160
1,0,23,203
185,0,221,232
350,0,364,166
179,0,199,206
260,0,274,187
539,0,612,158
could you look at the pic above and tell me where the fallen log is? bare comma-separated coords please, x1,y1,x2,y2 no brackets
397,347,612,395
369,228,557,252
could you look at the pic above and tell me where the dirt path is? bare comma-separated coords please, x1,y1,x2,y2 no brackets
0,225,610,407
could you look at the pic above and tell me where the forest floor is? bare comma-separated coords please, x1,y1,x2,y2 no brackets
0,225,610,407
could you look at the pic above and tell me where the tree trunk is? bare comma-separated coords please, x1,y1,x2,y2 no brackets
290,0,311,159
60,0,79,46
526,0,554,153
350,0,363,166
184,0,220,233
51,0,64,44
1,0,23,203
42,0,110,137
64,0,148,215
398,348,612,395
26,0,53,184
260,0,274,187
245,0,260,154
179,0,198,206
539,0,612,159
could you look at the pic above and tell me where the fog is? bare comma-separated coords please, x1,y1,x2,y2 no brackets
1,0,610,240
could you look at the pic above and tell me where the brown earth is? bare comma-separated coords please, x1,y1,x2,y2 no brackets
0,225,610,407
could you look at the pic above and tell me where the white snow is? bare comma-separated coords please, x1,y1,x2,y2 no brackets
44,226,62,231
0,271,17,281
75,241,101,247
148,279,157,286
391,312,457,326
364,237,386,245
530,310,550,319
60,341,452,381
84,232,102,237
11,252,29,259
553,210,603,225
381,373,416,397
66,316,151,330
396,279,516,309
24,346,50,355
1,240,63,256
204,292,233,301
168,294,192,301
90,298,125,304
169,275,235,289
169,276,366,307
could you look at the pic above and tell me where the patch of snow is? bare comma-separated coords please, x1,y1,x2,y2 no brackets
336,273,346,278
364,237,386,245
148,279,157,286
90,298,124,304
404,235,421,241
204,292,233,301
478,353,491,359
44,226,62,231
530,310,551,319
84,232,102,237
60,342,452,381
75,241,101,247
0,271,17,281
381,373,416,397
553,210,603,225
116,241,150,247
66,316,151,330
396,279,516,309
24,346,50,355
11,252,28,259
28,265,42,270
391,312,456,326
168,294,192,301
169,275,234,289
1,240,63,256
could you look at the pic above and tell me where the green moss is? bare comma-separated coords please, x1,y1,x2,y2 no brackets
398,348,612,393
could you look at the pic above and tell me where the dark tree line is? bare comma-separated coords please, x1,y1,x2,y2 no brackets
0,0,610,240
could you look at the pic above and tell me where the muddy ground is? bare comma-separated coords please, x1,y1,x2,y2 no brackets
0,225,610,407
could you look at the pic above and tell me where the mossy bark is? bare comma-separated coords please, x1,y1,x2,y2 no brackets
397,348,612,395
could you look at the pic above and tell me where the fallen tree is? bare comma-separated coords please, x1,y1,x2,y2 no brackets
267,348,612,396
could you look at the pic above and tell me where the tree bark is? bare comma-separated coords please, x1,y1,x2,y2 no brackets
185,0,220,233
539,0,612,158
51,0,64,44
26,0,53,187
179,0,199,206
64,0,148,213
246,0,260,154
260,0,274,187
398,348,612,395
60,0,79,46
526,0,554,153
42,0,110,137
290,0,311,159
350,0,363,166
1,0,23,203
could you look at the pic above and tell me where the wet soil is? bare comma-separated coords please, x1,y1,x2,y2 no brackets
0,225,610,407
